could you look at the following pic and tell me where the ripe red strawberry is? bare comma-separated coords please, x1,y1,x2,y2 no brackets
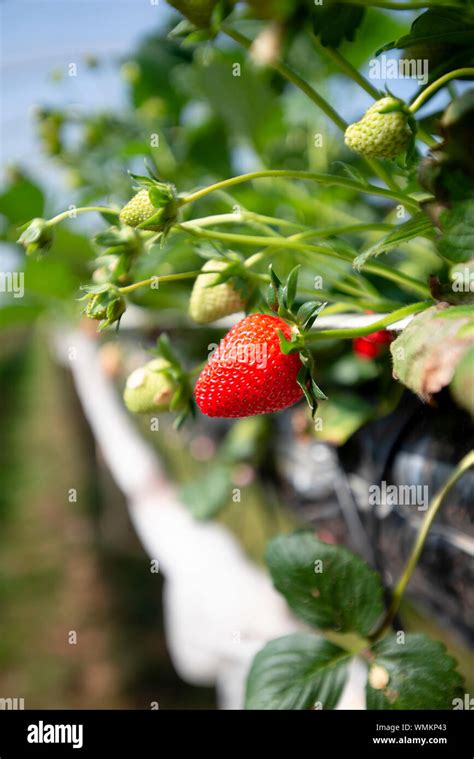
353,329,393,360
194,313,304,418
352,310,393,360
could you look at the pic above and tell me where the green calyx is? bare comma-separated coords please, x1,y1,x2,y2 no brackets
167,0,234,33
266,265,327,417
80,283,126,331
18,218,55,256
168,0,218,27
92,225,143,286
94,224,142,256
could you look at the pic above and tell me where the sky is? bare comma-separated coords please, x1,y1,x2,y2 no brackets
1,0,171,170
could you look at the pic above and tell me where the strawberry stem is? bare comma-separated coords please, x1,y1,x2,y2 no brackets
307,301,431,342
410,67,474,113
370,450,474,641
317,44,381,101
223,27,347,131
180,169,420,211
222,26,402,192
298,290,405,310
179,211,312,233
178,224,431,298
47,206,119,226
243,223,394,269
118,270,215,295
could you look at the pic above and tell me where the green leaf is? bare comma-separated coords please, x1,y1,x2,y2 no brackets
195,54,284,154
451,343,474,416
391,303,474,403
194,243,224,261
221,416,271,464
285,265,300,310
266,532,385,636
94,229,126,247
0,303,44,329
333,161,369,187
297,301,321,326
168,18,198,39
277,329,301,355
245,633,349,710
180,465,231,520
439,199,474,264
79,283,111,295
181,29,213,46
310,377,328,401
128,170,153,187
439,91,474,181
267,265,282,311
366,634,463,710
313,2,365,47
155,333,181,368
304,302,327,330
268,265,282,289
99,210,120,226
354,213,435,270
27,245,89,301
326,352,381,385
314,391,373,446
377,8,474,84
297,365,317,416
436,304,474,320
0,176,44,224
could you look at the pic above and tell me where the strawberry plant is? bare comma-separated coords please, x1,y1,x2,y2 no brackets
2,0,474,710
245,449,472,709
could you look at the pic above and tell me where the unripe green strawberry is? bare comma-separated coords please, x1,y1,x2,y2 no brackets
124,358,177,413
344,97,413,159
167,0,219,27
119,188,177,232
189,259,246,324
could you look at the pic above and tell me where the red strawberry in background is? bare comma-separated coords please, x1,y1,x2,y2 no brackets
195,313,304,418
353,328,393,360
352,310,393,360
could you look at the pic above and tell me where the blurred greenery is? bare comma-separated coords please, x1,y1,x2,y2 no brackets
0,335,215,708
